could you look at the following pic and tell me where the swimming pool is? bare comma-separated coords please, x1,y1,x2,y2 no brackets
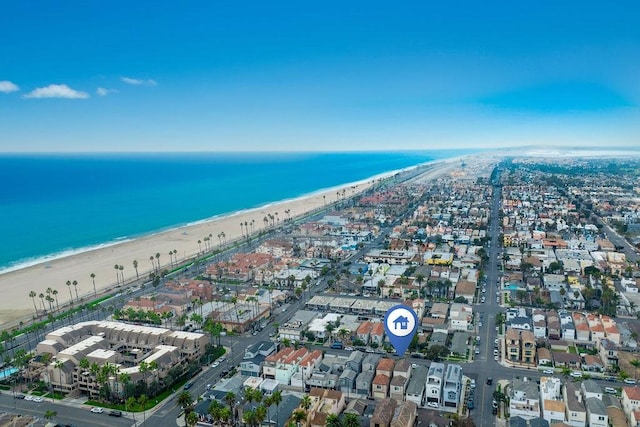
0,367,18,380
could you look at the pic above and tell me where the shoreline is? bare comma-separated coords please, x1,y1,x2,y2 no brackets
0,157,462,328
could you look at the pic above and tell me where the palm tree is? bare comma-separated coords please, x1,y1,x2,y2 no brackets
292,409,306,427
66,280,73,302
29,291,38,315
271,390,282,426
324,323,336,342
133,260,139,279
326,414,341,427
631,359,640,380
53,359,64,393
209,400,223,425
138,394,148,423
114,264,120,285
177,390,194,409
44,410,57,423
46,295,55,312
300,395,311,412
73,280,79,301
150,255,155,271
90,273,97,296
38,293,46,312
255,404,267,427
52,289,60,312
119,265,124,284
119,371,131,399
155,253,161,270
186,411,198,427
343,413,360,427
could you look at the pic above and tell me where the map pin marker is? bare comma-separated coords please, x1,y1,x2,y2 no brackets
383,304,419,357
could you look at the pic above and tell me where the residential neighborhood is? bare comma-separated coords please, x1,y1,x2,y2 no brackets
3,155,640,427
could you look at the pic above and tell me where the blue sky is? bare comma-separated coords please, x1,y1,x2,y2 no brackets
1,1,639,152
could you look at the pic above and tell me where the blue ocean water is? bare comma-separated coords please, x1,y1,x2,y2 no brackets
0,150,477,272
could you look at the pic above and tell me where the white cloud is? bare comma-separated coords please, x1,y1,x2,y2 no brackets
121,76,157,86
24,84,89,99
0,80,19,93
96,87,118,96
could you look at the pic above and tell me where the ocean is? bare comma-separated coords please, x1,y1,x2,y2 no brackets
0,150,477,273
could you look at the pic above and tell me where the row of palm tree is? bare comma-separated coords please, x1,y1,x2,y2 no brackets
27,281,82,317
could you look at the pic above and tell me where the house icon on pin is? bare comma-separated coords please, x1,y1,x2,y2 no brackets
393,315,409,330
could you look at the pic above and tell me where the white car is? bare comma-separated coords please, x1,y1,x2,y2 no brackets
570,371,583,378
24,395,34,401
605,387,617,394
542,369,554,374
426,402,438,408
32,397,44,403
211,361,220,368
494,355,499,361
90,407,104,413
624,378,637,385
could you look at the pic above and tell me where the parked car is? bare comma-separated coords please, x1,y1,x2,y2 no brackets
14,394,25,400
605,387,617,394
570,371,583,378
426,402,438,408
486,378,493,385
109,410,122,417
90,407,104,413
624,378,637,384
32,397,44,403
542,369,554,374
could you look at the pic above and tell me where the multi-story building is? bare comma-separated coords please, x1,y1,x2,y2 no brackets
505,328,536,364
564,382,587,427
540,376,564,424
442,364,462,409
38,320,207,397
372,374,390,400
425,363,445,405
621,386,640,420
598,338,619,368
405,365,428,407
509,379,541,420
585,397,608,427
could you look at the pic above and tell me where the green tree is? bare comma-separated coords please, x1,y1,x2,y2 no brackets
44,410,57,422
326,414,342,427
66,280,73,302
301,395,312,412
133,260,139,280
186,410,199,427
90,273,97,296
343,413,360,427
29,290,38,316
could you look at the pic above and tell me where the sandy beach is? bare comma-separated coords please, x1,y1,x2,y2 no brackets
0,158,461,328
